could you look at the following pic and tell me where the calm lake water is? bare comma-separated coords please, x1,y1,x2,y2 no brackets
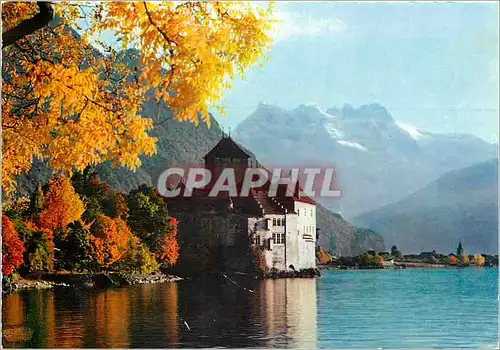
2,268,498,348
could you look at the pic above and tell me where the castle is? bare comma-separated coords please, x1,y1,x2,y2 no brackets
166,135,317,273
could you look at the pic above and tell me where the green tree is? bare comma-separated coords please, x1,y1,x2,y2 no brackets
114,237,159,274
71,170,129,222
126,185,179,267
356,253,383,268
57,221,93,272
24,229,54,274
457,241,464,257
390,245,398,255
126,185,166,240
29,183,44,219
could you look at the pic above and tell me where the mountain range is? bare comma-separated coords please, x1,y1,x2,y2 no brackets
233,103,497,254
233,103,497,219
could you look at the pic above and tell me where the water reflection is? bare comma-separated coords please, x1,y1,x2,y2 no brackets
2,277,317,348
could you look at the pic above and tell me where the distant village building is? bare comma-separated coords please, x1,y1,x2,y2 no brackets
167,136,317,272
382,259,394,268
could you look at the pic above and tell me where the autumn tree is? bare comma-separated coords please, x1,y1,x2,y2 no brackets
448,255,458,265
38,176,85,233
2,195,30,220
2,216,26,277
90,214,131,267
316,248,333,265
151,216,179,267
2,2,274,192
372,255,384,265
71,169,129,222
114,235,159,274
460,254,469,266
474,254,485,267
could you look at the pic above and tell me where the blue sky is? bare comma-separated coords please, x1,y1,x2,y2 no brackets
215,2,499,143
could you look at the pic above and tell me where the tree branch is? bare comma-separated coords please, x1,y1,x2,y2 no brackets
142,2,177,49
3,2,54,48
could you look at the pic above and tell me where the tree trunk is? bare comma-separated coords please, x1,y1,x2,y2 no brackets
3,2,54,48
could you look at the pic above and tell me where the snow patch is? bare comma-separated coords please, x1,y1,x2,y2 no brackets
396,121,423,140
337,140,367,151
324,123,344,139
314,105,337,119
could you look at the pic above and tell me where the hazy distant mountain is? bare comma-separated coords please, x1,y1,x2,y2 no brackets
233,103,496,218
354,159,498,254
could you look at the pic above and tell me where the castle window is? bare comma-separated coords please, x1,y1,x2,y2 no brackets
281,233,285,243
254,235,261,245
272,233,276,244
273,218,276,226
276,218,281,226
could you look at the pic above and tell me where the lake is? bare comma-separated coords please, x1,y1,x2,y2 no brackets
2,268,498,348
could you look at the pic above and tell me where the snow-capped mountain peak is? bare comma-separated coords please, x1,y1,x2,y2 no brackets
396,121,424,140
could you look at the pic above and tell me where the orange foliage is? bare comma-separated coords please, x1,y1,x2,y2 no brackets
157,217,179,266
90,215,131,266
474,254,485,267
2,2,274,192
38,176,85,232
2,216,26,276
448,255,458,265
316,248,332,265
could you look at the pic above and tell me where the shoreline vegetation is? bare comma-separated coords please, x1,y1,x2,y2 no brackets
316,243,498,271
318,262,498,271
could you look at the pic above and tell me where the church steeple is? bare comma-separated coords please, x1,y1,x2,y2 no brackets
457,241,464,257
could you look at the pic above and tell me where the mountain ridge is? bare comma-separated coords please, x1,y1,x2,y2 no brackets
233,102,496,218
354,158,498,254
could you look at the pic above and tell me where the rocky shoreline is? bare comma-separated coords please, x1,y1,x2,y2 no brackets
2,273,183,295
263,268,321,279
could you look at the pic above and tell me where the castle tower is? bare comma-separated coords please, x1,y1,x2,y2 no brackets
203,135,252,185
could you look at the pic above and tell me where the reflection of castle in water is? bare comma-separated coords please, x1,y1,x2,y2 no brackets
2,279,317,348
257,278,318,349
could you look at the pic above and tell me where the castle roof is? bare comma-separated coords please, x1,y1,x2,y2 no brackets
203,136,250,160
